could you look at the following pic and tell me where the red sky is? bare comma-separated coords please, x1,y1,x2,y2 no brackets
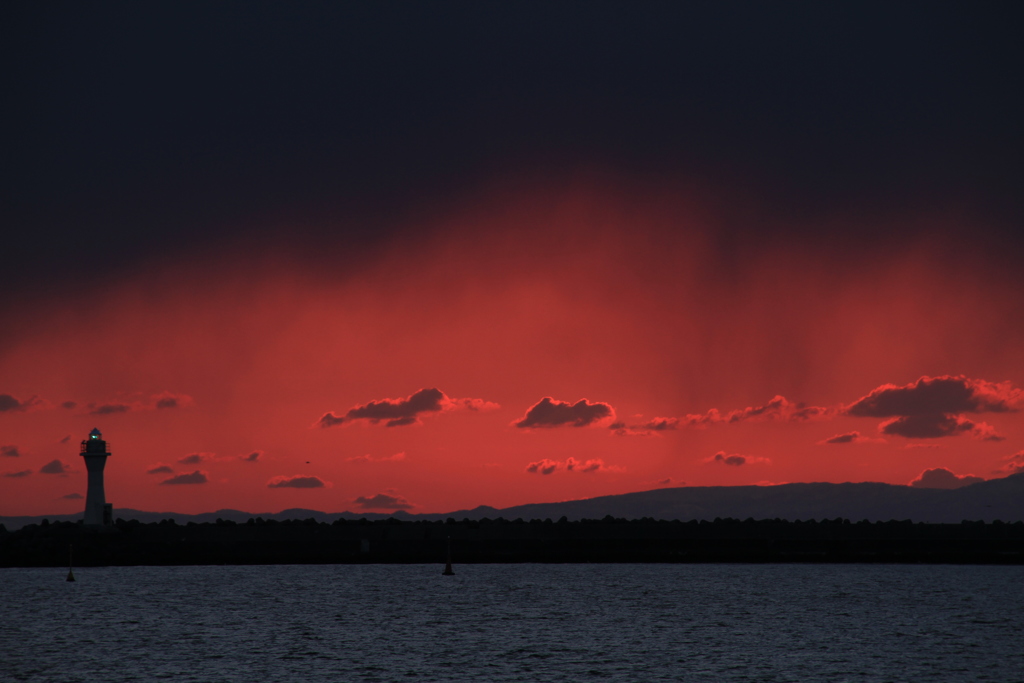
5,5,1024,517
3,180,1023,516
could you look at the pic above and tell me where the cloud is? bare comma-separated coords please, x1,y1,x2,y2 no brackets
177,452,215,465
60,401,76,410
845,376,1020,441
3,470,32,478
847,376,1022,418
0,393,42,413
153,392,193,409
59,435,71,444
525,457,623,474
318,388,497,428
819,431,858,444
1,445,20,457
241,451,263,462
453,397,501,411
83,393,194,415
39,459,70,475
62,493,83,499
712,453,747,466
353,492,414,510
680,396,832,428
146,464,175,474
267,475,329,489
567,457,622,473
610,417,678,436
909,467,985,489
317,412,346,427
878,414,1003,441
514,397,615,429
723,396,831,423
706,451,771,467
88,402,133,415
817,431,885,445
994,451,1024,476
348,452,406,463
526,458,560,475
160,470,208,485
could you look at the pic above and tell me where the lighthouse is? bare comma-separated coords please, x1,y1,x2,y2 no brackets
80,428,113,526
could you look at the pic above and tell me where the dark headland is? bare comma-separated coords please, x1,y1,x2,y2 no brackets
3,475,1023,566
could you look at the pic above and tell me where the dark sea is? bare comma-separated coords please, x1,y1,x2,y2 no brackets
2,564,1022,682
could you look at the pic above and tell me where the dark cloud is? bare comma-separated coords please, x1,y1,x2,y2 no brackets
909,467,985,489
177,453,214,465
241,451,262,462
525,457,621,474
160,470,208,485
822,432,859,444
62,493,83,500
682,396,832,428
1,445,20,457
514,397,614,429
317,412,346,428
846,376,1018,441
879,414,1002,441
88,403,132,415
0,394,41,413
81,394,191,415
0,394,24,412
354,492,414,510
267,475,327,489
526,459,560,475
714,453,747,467
707,451,771,467
610,417,678,436
318,388,496,428
347,387,444,425
146,464,174,475
59,435,71,444
566,457,619,473
817,431,885,445
995,451,1024,476
3,470,32,478
847,376,1022,418
60,401,76,410
153,392,192,409
39,459,70,475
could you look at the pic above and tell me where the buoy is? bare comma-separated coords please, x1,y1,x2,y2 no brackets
442,536,454,576
66,544,75,582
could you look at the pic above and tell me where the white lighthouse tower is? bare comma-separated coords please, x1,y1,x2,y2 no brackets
80,428,113,526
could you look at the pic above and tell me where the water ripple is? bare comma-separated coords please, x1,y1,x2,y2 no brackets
1,564,1023,682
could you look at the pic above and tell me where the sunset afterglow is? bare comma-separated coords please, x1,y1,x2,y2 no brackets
3,4,1023,517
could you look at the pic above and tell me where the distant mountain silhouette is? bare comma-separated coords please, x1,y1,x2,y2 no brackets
443,474,1024,525
4,474,1022,531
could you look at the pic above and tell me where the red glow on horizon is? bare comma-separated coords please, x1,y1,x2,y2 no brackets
2,181,1023,516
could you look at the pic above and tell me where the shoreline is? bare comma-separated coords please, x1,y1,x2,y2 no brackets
3,517,1023,567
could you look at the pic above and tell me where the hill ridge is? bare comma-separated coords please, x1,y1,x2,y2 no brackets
3,475,1022,531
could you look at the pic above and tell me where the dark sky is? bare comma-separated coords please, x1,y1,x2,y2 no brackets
5,2,1024,515
4,1,1024,298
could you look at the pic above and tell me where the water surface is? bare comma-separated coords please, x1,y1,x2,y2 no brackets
2,564,1022,682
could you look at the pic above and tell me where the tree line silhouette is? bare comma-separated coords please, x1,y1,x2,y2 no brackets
2,515,1022,566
